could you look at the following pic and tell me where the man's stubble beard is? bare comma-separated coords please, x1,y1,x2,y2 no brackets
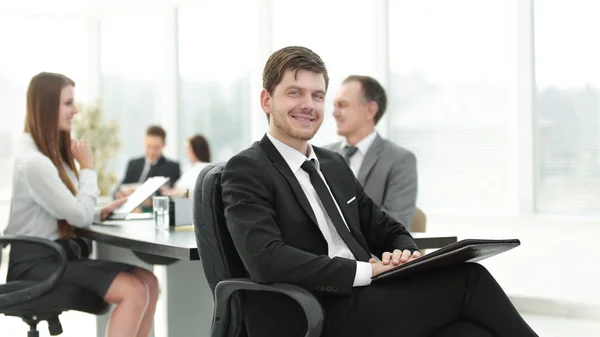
272,108,320,141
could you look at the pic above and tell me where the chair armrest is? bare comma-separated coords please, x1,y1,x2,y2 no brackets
0,235,68,308
212,278,324,337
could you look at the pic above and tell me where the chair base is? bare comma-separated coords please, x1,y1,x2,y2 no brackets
21,312,63,337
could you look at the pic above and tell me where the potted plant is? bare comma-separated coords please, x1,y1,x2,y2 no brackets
73,101,121,197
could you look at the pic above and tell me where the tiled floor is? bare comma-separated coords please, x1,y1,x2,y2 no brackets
1,312,599,336
0,311,95,337
524,313,600,336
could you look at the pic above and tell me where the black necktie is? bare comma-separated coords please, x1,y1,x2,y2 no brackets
300,160,370,262
342,146,358,164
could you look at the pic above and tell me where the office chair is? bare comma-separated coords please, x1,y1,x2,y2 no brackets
193,163,323,337
193,163,492,337
411,207,427,233
0,236,109,337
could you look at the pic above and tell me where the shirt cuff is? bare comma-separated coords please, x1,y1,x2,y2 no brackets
78,169,100,197
79,168,98,181
93,208,102,223
352,261,373,287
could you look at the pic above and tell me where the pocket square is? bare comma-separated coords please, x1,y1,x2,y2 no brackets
346,196,356,204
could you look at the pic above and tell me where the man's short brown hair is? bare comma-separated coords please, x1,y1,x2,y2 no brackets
263,46,329,95
343,75,387,125
146,125,166,142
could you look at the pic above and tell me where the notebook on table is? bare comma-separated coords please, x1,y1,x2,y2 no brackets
371,239,521,282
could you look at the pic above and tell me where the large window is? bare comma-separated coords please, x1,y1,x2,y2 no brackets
272,0,383,147
387,0,519,215
0,17,90,200
534,0,600,216
100,10,172,177
177,0,255,164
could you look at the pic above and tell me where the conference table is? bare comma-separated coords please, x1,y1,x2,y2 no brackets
78,219,457,337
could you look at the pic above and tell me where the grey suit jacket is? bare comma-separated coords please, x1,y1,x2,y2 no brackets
325,134,418,230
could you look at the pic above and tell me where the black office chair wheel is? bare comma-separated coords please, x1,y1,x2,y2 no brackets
48,315,63,336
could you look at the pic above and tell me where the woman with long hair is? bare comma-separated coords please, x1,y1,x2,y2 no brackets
4,72,159,337
162,134,211,198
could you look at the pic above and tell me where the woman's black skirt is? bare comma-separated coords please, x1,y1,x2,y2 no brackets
7,240,135,298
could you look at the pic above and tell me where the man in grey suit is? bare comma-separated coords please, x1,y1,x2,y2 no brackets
324,75,418,230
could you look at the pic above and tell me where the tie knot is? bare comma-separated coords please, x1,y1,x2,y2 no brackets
301,159,318,173
342,146,358,160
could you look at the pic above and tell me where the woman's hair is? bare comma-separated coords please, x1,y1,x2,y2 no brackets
188,135,211,162
25,72,77,238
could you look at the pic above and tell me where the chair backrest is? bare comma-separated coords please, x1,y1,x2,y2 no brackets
411,207,427,233
193,162,247,336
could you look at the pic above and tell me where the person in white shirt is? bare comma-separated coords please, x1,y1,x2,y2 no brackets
162,134,211,198
3,72,159,337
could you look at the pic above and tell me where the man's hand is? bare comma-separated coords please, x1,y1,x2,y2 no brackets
369,249,421,277
160,187,187,198
100,197,127,221
114,191,127,199
371,261,398,277
369,249,421,266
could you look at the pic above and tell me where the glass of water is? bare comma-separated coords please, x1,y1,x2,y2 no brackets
152,196,170,230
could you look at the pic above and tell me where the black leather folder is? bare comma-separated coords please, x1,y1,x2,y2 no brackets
372,239,521,282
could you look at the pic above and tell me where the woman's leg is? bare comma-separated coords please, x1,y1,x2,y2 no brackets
103,271,150,337
130,267,160,337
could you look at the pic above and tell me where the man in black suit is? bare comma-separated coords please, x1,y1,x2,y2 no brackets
114,125,181,199
221,46,537,337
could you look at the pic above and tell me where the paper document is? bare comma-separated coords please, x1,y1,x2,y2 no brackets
119,183,142,195
110,176,170,219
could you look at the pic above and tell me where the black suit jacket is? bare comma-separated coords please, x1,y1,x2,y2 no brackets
221,135,418,297
118,156,181,189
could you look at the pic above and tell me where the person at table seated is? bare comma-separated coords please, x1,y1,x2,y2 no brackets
162,134,211,198
114,125,181,199
4,72,160,337
221,46,538,337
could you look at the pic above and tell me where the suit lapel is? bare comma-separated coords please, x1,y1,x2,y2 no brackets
259,136,319,226
357,134,384,184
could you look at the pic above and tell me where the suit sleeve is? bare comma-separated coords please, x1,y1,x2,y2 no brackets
112,159,134,199
341,154,418,257
380,151,418,231
221,154,357,296
169,162,181,187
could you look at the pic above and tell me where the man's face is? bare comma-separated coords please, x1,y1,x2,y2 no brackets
262,69,326,142
332,81,372,137
144,135,165,162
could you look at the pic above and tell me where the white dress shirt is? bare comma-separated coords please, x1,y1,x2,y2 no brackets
138,158,158,183
3,133,100,240
343,130,378,176
174,161,210,192
267,133,372,287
